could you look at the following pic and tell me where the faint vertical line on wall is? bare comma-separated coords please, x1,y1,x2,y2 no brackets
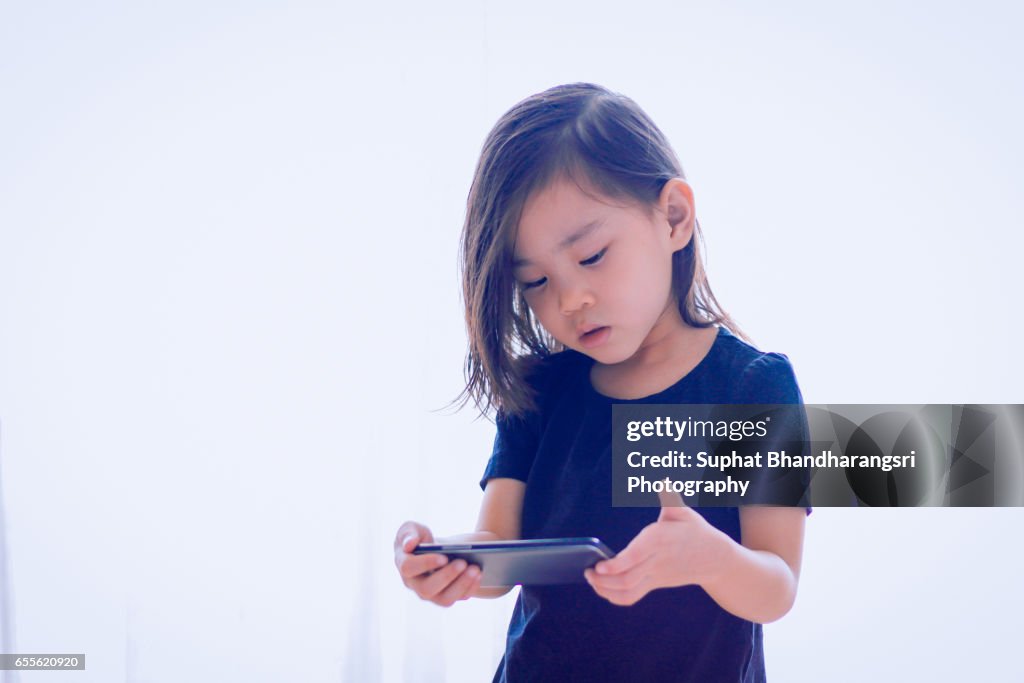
0,421,22,683
482,0,490,89
124,603,138,683
401,407,446,683
341,427,383,683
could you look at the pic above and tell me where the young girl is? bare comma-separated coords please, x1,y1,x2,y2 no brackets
393,82,811,682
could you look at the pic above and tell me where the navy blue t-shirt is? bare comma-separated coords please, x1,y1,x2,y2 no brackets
479,326,811,683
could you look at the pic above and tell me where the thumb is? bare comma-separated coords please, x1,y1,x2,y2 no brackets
401,532,420,552
657,487,694,522
396,521,432,552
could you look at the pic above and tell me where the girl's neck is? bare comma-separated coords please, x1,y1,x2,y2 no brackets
620,300,699,368
590,306,718,400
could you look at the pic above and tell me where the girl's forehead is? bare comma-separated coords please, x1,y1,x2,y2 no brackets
519,177,628,238
522,177,605,219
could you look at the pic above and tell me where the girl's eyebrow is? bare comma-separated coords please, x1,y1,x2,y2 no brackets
513,219,604,269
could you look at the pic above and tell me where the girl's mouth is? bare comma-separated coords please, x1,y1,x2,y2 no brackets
579,326,610,348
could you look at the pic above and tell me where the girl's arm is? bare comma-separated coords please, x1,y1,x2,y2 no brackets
699,505,805,624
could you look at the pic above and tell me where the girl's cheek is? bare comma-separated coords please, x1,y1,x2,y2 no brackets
531,293,553,317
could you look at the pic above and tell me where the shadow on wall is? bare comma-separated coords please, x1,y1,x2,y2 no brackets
0,421,19,683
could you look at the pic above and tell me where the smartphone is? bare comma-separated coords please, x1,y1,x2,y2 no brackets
413,537,614,586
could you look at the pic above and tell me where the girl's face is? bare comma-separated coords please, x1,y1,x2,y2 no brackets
513,176,696,366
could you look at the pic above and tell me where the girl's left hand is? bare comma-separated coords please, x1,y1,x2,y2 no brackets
584,489,730,606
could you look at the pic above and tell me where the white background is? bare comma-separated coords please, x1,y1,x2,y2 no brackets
1,1,1022,681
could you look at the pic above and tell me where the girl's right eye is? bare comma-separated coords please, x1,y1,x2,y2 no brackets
521,276,547,291
519,248,605,292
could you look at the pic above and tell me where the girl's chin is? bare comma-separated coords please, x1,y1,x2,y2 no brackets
579,344,638,367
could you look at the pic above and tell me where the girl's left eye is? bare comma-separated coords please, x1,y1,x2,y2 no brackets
580,248,607,266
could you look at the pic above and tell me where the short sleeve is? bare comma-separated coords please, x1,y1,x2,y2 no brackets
737,352,803,406
736,352,813,516
479,407,542,490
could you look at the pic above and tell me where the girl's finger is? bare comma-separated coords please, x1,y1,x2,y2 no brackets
595,538,654,576
434,564,481,606
394,522,421,547
657,487,687,509
399,552,447,581
416,559,468,599
394,521,433,552
587,554,655,591
457,572,482,601
586,569,650,605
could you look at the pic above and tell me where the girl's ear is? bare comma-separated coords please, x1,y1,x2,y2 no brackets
659,178,696,252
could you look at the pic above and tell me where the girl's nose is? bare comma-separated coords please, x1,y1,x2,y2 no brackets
558,281,595,316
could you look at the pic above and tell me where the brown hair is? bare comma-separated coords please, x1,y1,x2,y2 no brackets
454,83,748,419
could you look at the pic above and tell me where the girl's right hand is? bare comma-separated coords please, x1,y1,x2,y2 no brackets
393,520,482,607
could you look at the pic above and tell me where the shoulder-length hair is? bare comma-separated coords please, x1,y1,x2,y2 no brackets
455,82,747,419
